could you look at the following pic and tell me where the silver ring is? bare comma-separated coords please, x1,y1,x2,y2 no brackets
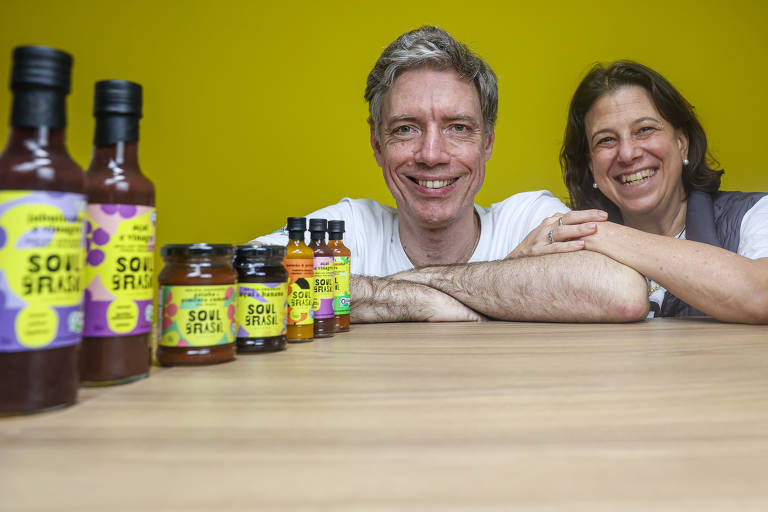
558,217,564,227
547,230,554,244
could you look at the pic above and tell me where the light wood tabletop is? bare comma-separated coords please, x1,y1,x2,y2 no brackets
2,318,768,511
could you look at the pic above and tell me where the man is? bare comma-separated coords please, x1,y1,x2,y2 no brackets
254,26,648,323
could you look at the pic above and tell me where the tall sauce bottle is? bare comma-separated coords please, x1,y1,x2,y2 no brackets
0,46,86,413
284,217,313,342
328,220,350,332
308,218,334,338
80,80,155,385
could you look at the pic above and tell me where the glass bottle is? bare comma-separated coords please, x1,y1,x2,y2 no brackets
328,220,351,332
308,218,334,338
0,46,85,414
81,80,155,385
284,217,314,342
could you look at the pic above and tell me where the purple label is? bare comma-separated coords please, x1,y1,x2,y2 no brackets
312,255,335,320
0,190,86,352
82,204,155,337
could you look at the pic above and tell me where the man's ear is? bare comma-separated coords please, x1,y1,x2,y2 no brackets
483,129,495,161
370,125,383,167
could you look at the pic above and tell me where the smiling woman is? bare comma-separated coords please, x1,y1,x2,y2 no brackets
560,61,768,323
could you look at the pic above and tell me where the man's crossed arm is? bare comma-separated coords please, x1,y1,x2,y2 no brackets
350,250,649,324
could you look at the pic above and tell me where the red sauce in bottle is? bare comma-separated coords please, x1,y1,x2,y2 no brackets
80,80,155,385
0,46,85,414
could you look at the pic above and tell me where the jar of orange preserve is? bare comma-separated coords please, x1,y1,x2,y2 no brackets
156,243,236,365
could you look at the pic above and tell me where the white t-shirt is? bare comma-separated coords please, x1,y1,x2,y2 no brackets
253,190,569,277
647,195,768,317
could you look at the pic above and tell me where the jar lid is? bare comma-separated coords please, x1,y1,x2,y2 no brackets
161,243,233,257
234,244,286,264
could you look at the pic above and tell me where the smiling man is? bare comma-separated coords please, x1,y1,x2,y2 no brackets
253,26,649,323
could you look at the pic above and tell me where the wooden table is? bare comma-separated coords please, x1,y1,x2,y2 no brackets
2,319,768,510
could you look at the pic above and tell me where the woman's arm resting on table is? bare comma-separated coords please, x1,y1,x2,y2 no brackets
583,222,768,324
389,251,649,323
350,276,486,323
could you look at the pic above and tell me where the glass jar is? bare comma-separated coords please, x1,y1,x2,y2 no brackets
156,243,236,365
234,245,288,353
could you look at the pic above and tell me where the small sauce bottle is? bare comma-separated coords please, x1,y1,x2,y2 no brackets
284,217,314,342
0,46,85,414
81,80,155,385
156,244,236,365
328,220,351,332
309,218,335,338
234,244,288,353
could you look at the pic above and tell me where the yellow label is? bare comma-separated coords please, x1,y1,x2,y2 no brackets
236,282,287,338
158,284,235,347
284,257,314,326
83,204,155,337
333,256,351,315
0,190,86,352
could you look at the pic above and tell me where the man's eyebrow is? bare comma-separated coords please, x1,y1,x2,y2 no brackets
385,114,419,124
445,113,477,122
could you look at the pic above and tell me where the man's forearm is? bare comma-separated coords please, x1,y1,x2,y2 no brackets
390,251,649,322
350,276,485,323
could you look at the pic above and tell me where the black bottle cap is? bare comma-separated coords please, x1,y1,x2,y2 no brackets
94,80,142,117
11,45,73,92
235,244,286,265
328,220,345,233
286,217,306,232
161,243,233,258
309,218,327,232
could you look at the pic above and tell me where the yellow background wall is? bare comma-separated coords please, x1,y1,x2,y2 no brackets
1,1,766,249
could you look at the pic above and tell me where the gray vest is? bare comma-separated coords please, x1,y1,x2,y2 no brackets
656,190,766,317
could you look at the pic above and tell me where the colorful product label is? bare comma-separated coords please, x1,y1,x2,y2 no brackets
157,285,235,347
83,204,155,337
312,255,334,320
284,258,314,326
0,190,87,353
333,256,351,315
236,282,287,339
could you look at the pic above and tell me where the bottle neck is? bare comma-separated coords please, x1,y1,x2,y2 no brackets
288,230,305,241
310,232,326,242
11,87,67,129
328,233,343,241
94,115,140,145
89,141,140,171
3,125,68,155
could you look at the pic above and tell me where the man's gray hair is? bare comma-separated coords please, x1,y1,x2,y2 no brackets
365,26,498,141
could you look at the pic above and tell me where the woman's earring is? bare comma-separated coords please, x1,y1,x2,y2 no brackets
683,158,690,166
593,182,598,189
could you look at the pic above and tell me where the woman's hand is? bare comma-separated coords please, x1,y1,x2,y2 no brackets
505,209,608,259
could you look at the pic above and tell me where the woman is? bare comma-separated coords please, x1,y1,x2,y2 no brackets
554,60,768,322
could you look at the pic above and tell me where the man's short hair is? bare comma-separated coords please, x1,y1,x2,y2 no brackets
365,26,498,141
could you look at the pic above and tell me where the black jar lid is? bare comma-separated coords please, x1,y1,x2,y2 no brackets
235,244,286,264
162,243,233,257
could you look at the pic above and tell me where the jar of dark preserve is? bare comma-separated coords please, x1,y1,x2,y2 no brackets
156,244,236,365
234,245,288,353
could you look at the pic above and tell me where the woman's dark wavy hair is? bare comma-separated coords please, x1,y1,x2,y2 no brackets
560,60,724,218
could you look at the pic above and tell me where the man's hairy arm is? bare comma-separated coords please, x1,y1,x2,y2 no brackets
390,251,649,322
350,276,485,323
